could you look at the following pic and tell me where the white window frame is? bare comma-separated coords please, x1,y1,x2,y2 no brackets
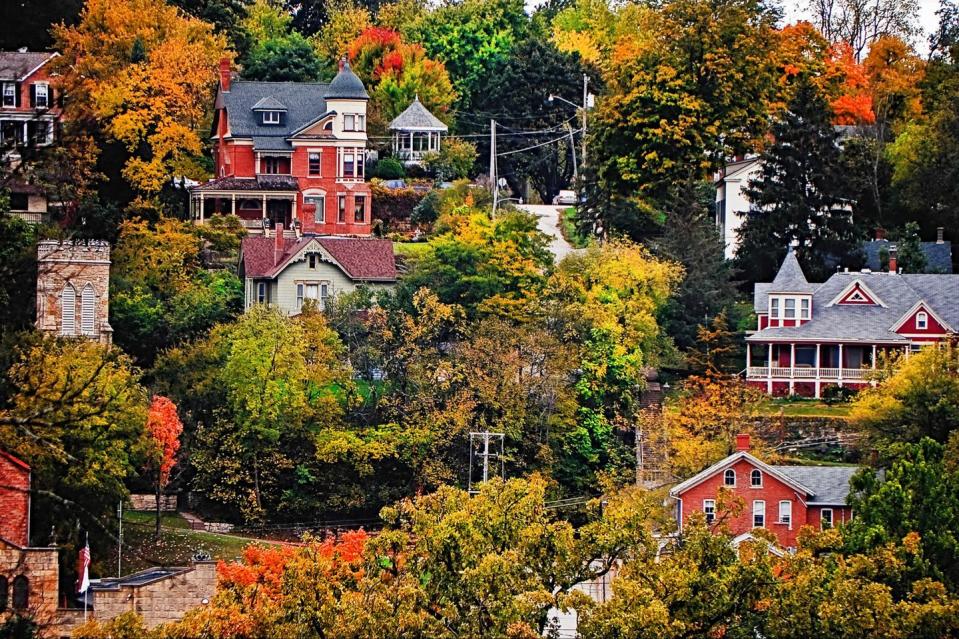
750,469,762,487
753,500,765,528
354,194,366,223
256,282,267,304
34,82,48,108
2,82,14,107
304,194,325,223
296,280,330,310
61,284,76,335
778,500,792,527
784,298,796,319
723,468,736,486
801,298,810,320
770,298,779,319
356,114,365,131
703,499,716,524
820,508,833,530
344,114,355,131
308,151,321,176
263,110,281,124
80,284,96,335
916,311,928,330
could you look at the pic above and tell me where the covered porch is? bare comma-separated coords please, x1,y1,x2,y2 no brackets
189,176,300,233
745,342,906,397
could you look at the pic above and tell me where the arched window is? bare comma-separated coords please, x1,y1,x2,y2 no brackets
81,283,96,335
61,284,76,335
916,311,928,330
723,469,736,486
12,575,28,609
0,575,8,611
751,469,762,487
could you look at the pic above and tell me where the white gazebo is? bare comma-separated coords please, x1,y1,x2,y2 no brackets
388,96,448,165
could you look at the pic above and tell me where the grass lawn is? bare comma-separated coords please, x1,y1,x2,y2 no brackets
559,207,590,249
393,241,431,258
755,398,853,418
115,511,271,574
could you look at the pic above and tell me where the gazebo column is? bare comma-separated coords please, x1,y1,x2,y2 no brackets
200,196,206,224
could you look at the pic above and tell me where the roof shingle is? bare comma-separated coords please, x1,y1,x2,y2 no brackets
242,235,397,281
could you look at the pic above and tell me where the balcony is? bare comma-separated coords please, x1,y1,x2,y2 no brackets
746,367,870,381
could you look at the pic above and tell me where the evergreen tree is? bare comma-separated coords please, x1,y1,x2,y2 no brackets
734,76,862,285
895,221,928,273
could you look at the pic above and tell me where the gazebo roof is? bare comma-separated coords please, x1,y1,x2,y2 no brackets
389,96,448,132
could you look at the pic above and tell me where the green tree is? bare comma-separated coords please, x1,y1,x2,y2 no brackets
735,76,862,284
894,221,929,273
240,0,330,81
843,437,959,591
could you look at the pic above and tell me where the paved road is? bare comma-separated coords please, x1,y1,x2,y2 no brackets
517,203,576,262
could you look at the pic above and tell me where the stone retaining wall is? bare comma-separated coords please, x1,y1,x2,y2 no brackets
128,494,178,512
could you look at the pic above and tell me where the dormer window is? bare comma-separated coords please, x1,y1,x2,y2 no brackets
770,298,779,318
784,298,795,319
917,312,928,330
801,298,810,319
263,110,281,125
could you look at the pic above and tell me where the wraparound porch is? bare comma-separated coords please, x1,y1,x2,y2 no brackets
189,191,297,232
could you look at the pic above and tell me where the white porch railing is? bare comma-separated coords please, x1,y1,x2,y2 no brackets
747,367,870,381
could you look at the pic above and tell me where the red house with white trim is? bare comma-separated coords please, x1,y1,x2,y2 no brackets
190,58,372,236
746,248,959,397
669,435,858,550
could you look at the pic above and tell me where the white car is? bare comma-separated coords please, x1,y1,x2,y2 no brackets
552,190,577,205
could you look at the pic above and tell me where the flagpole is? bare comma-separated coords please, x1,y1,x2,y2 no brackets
83,532,88,622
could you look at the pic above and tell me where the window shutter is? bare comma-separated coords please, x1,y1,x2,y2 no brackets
14,82,21,107
61,285,76,335
29,84,35,108
81,284,95,335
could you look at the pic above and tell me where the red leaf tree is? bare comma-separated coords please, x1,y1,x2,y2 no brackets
144,395,183,538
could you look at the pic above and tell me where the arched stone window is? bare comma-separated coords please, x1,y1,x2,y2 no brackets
723,469,736,486
81,283,96,335
12,575,28,609
751,469,762,487
61,284,76,335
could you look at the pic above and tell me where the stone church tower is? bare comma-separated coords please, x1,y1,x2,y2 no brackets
35,240,112,344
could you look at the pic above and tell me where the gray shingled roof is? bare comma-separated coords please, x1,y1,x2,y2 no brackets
324,60,369,100
0,51,55,81
389,97,448,131
770,249,816,292
862,240,954,274
222,81,331,152
251,95,288,111
772,465,860,505
749,266,959,343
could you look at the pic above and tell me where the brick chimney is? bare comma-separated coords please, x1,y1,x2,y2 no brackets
937,227,945,244
735,433,751,452
219,57,231,92
875,227,886,241
274,223,285,265
889,244,897,274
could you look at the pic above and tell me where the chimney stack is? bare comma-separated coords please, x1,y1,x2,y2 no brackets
219,58,231,92
274,223,285,264
735,433,751,452
875,227,886,241
889,244,897,274
937,227,944,244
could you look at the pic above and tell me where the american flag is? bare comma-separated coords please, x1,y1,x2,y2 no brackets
75,539,90,594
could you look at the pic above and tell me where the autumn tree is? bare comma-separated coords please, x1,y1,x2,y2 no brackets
734,76,862,284
53,0,230,210
0,338,148,554
144,395,183,538
240,0,329,82
808,0,921,60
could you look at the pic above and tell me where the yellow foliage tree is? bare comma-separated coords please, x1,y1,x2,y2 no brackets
53,0,229,208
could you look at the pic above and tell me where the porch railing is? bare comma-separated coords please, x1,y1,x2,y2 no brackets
747,367,870,381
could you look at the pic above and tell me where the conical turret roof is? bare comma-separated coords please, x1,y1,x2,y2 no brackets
771,248,815,292
324,58,369,100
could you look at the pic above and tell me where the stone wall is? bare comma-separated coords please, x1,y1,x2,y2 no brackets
92,561,217,629
0,544,60,631
36,240,113,344
128,494,178,512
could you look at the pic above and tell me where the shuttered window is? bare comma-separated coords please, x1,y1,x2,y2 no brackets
61,285,76,335
81,284,95,335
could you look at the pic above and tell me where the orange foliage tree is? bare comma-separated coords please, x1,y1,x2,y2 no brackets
144,394,183,538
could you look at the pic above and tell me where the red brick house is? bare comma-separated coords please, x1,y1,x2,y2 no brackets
746,248,959,397
669,435,858,550
190,58,372,236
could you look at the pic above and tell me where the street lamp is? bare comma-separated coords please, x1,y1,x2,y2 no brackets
546,74,592,170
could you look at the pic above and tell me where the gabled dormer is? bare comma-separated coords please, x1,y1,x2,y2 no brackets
251,96,288,126
827,279,886,307
765,249,816,328
891,301,954,337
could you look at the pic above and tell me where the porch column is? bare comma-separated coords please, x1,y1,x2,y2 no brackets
789,343,796,395
815,343,822,399
767,343,773,394
838,343,844,387
291,196,297,231
871,344,878,387
746,343,751,376
200,196,206,224
262,194,267,219
231,193,236,216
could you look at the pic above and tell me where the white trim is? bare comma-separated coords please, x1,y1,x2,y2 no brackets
889,300,954,333
18,52,58,81
820,508,834,530
731,532,786,557
669,451,814,498
826,279,887,307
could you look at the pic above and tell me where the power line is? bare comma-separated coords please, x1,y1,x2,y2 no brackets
496,128,583,157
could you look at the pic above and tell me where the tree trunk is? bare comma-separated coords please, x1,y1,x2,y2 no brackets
155,479,162,540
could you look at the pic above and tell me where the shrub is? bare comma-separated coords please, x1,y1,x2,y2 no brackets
373,157,406,179
370,180,425,227
422,138,477,180
822,384,857,404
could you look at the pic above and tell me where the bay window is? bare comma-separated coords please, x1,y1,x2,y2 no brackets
354,195,366,223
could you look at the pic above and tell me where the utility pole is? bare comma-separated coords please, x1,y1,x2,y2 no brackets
468,430,504,493
566,122,578,181
117,501,123,577
489,119,498,214
582,74,588,171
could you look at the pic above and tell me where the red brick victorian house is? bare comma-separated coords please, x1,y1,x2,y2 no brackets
746,248,959,397
669,435,858,550
190,58,373,235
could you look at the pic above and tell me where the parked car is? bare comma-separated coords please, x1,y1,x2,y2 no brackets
552,190,577,205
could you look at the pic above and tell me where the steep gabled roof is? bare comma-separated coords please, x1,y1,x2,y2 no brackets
251,95,288,111
221,81,331,150
0,51,57,81
669,451,814,498
241,236,397,282
862,240,953,274
770,249,815,293
389,96,448,131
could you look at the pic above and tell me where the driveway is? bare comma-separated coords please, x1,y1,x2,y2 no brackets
517,204,576,262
